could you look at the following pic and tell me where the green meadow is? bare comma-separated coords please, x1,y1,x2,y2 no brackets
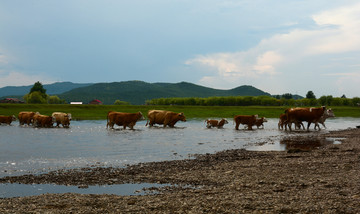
0,104,359,120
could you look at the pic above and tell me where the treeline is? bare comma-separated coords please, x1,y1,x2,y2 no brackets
146,95,360,106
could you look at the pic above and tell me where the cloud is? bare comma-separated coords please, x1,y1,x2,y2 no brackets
185,3,360,96
0,70,55,88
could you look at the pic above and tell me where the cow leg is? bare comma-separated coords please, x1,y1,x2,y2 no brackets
286,122,292,131
300,122,305,130
109,122,115,129
321,122,326,129
306,122,311,131
235,122,239,130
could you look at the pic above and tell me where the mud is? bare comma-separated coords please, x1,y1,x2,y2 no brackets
1,128,360,213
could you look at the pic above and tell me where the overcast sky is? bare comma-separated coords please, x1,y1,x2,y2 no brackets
1,0,360,97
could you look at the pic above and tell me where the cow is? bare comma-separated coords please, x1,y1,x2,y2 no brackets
254,117,268,129
107,111,144,130
33,114,55,128
314,108,335,130
234,115,257,130
146,110,186,128
278,113,304,130
52,112,72,128
205,118,228,128
18,111,39,126
0,115,16,125
285,106,326,131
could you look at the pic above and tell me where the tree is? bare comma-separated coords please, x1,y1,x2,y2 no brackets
24,91,47,104
30,81,46,94
48,95,65,104
282,93,293,99
306,91,316,99
24,81,48,104
114,100,130,105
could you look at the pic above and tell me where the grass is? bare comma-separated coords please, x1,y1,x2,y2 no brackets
1,104,359,120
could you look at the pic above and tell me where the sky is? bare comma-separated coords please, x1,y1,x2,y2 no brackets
1,0,360,98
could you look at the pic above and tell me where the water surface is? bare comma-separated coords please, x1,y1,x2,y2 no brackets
0,118,358,177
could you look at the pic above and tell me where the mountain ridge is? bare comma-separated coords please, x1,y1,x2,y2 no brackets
58,81,271,105
1,81,274,105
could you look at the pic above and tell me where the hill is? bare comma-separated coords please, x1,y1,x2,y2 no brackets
58,81,271,105
0,82,93,98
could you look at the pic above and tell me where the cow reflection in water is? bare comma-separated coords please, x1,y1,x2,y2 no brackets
280,137,332,152
146,110,186,128
107,111,144,130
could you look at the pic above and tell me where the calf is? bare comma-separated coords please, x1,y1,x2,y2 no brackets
0,115,16,125
234,115,257,130
314,108,335,130
205,118,228,128
278,113,304,130
254,117,267,129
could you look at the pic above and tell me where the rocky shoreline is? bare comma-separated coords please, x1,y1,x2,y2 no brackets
1,128,359,213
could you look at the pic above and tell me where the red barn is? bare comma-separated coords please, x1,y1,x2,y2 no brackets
89,99,103,105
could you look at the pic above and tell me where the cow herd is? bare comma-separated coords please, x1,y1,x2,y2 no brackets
0,111,72,128
0,106,334,131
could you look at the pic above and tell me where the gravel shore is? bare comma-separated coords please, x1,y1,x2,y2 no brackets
1,128,359,213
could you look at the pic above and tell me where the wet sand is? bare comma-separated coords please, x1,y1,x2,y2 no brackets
1,128,359,213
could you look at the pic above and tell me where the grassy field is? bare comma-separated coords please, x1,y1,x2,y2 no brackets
0,104,359,120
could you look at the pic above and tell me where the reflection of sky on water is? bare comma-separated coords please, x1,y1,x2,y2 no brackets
0,118,358,177
0,182,169,198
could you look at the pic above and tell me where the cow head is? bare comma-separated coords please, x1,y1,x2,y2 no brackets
138,112,145,120
262,117,268,122
325,109,335,118
221,118,228,124
178,112,186,122
67,113,72,121
11,115,16,121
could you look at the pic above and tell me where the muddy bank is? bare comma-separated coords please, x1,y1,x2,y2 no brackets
1,128,360,213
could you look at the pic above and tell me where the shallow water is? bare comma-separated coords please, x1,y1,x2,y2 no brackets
0,183,169,198
0,118,358,178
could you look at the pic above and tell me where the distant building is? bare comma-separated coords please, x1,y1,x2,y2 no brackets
70,102,83,105
89,99,103,105
0,98,24,103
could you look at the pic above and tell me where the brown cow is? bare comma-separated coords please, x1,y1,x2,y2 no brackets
18,111,39,126
205,118,228,128
0,115,16,125
254,117,268,129
52,112,72,128
107,111,144,130
285,106,326,131
146,110,186,128
234,115,257,130
33,114,55,128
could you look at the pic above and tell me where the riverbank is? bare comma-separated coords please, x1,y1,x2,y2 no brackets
1,128,359,213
